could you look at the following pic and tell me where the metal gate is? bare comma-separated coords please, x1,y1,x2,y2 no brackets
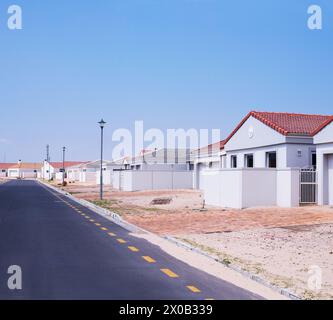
300,169,317,204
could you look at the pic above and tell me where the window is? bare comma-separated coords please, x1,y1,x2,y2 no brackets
231,155,237,168
189,163,194,171
245,154,254,168
1,170,5,173
266,152,277,168
136,165,141,170
311,152,317,168
297,150,302,157
209,162,213,168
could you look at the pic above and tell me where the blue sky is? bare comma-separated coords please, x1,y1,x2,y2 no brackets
0,0,332,162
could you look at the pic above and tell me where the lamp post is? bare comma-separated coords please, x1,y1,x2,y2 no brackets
98,119,106,200
62,146,66,186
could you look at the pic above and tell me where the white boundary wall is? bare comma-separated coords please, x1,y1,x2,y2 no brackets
201,168,299,209
115,170,193,191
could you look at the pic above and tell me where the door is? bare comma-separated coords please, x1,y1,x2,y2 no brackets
329,155,333,206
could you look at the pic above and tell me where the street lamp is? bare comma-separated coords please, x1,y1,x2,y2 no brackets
62,146,66,186
98,119,106,200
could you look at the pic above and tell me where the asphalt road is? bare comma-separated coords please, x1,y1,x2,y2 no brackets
0,180,262,300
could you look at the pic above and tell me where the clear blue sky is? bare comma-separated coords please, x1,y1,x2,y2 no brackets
0,0,332,162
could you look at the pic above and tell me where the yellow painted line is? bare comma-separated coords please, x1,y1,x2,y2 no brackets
160,269,179,278
108,232,116,237
90,219,95,222
85,216,90,219
117,238,127,244
205,298,215,300
95,223,101,226
142,256,156,263
81,213,85,216
128,246,139,252
187,285,201,293
100,227,108,231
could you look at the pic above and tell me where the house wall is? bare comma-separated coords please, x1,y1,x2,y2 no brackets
0,170,7,177
118,170,193,192
201,168,300,209
316,143,333,205
225,116,285,152
314,123,333,205
96,170,112,185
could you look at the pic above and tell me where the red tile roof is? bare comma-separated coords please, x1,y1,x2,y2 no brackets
194,140,226,155
0,163,16,170
9,162,42,170
49,162,87,169
224,111,333,146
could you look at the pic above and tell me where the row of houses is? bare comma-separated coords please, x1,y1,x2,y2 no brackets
1,111,332,209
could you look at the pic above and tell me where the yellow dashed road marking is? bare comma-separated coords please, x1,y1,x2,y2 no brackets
128,246,139,252
95,223,101,226
142,256,156,263
101,227,108,231
205,298,215,300
187,286,201,293
108,232,116,237
161,269,179,278
90,219,95,222
117,238,127,244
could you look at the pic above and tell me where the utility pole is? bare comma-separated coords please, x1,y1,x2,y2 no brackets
98,119,106,200
62,146,66,186
46,144,50,162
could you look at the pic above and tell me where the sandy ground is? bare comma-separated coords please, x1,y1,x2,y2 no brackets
178,224,333,300
52,182,333,299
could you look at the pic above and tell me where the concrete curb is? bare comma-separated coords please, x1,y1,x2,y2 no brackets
37,180,148,234
38,180,301,300
164,236,301,300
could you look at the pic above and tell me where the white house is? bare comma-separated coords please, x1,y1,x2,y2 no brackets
41,161,86,181
198,111,332,209
113,148,194,191
0,163,16,177
7,161,42,179
313,117,333,206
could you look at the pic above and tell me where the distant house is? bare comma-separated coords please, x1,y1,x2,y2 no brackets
313,116,333,206
0,163,16,177
41,161,87,181
113,148,194,191
196,111,332,209
7,161,42,179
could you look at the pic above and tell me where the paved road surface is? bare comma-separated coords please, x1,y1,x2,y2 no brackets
0,180,262,300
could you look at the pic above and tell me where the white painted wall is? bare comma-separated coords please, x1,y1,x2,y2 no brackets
96,170,112,185
201,168,300,209
118,170,193,191
328,155,333,206
285,144,315,168
242,169,277,207
316,143,333,205
225,116,285,152
314,121,333,145
225,145,287,169
276,169,300,207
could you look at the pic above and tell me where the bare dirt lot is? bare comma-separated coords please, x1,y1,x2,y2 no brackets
55,182,333,299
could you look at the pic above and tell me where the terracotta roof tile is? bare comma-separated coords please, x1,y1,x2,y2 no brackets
224,111,333,145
